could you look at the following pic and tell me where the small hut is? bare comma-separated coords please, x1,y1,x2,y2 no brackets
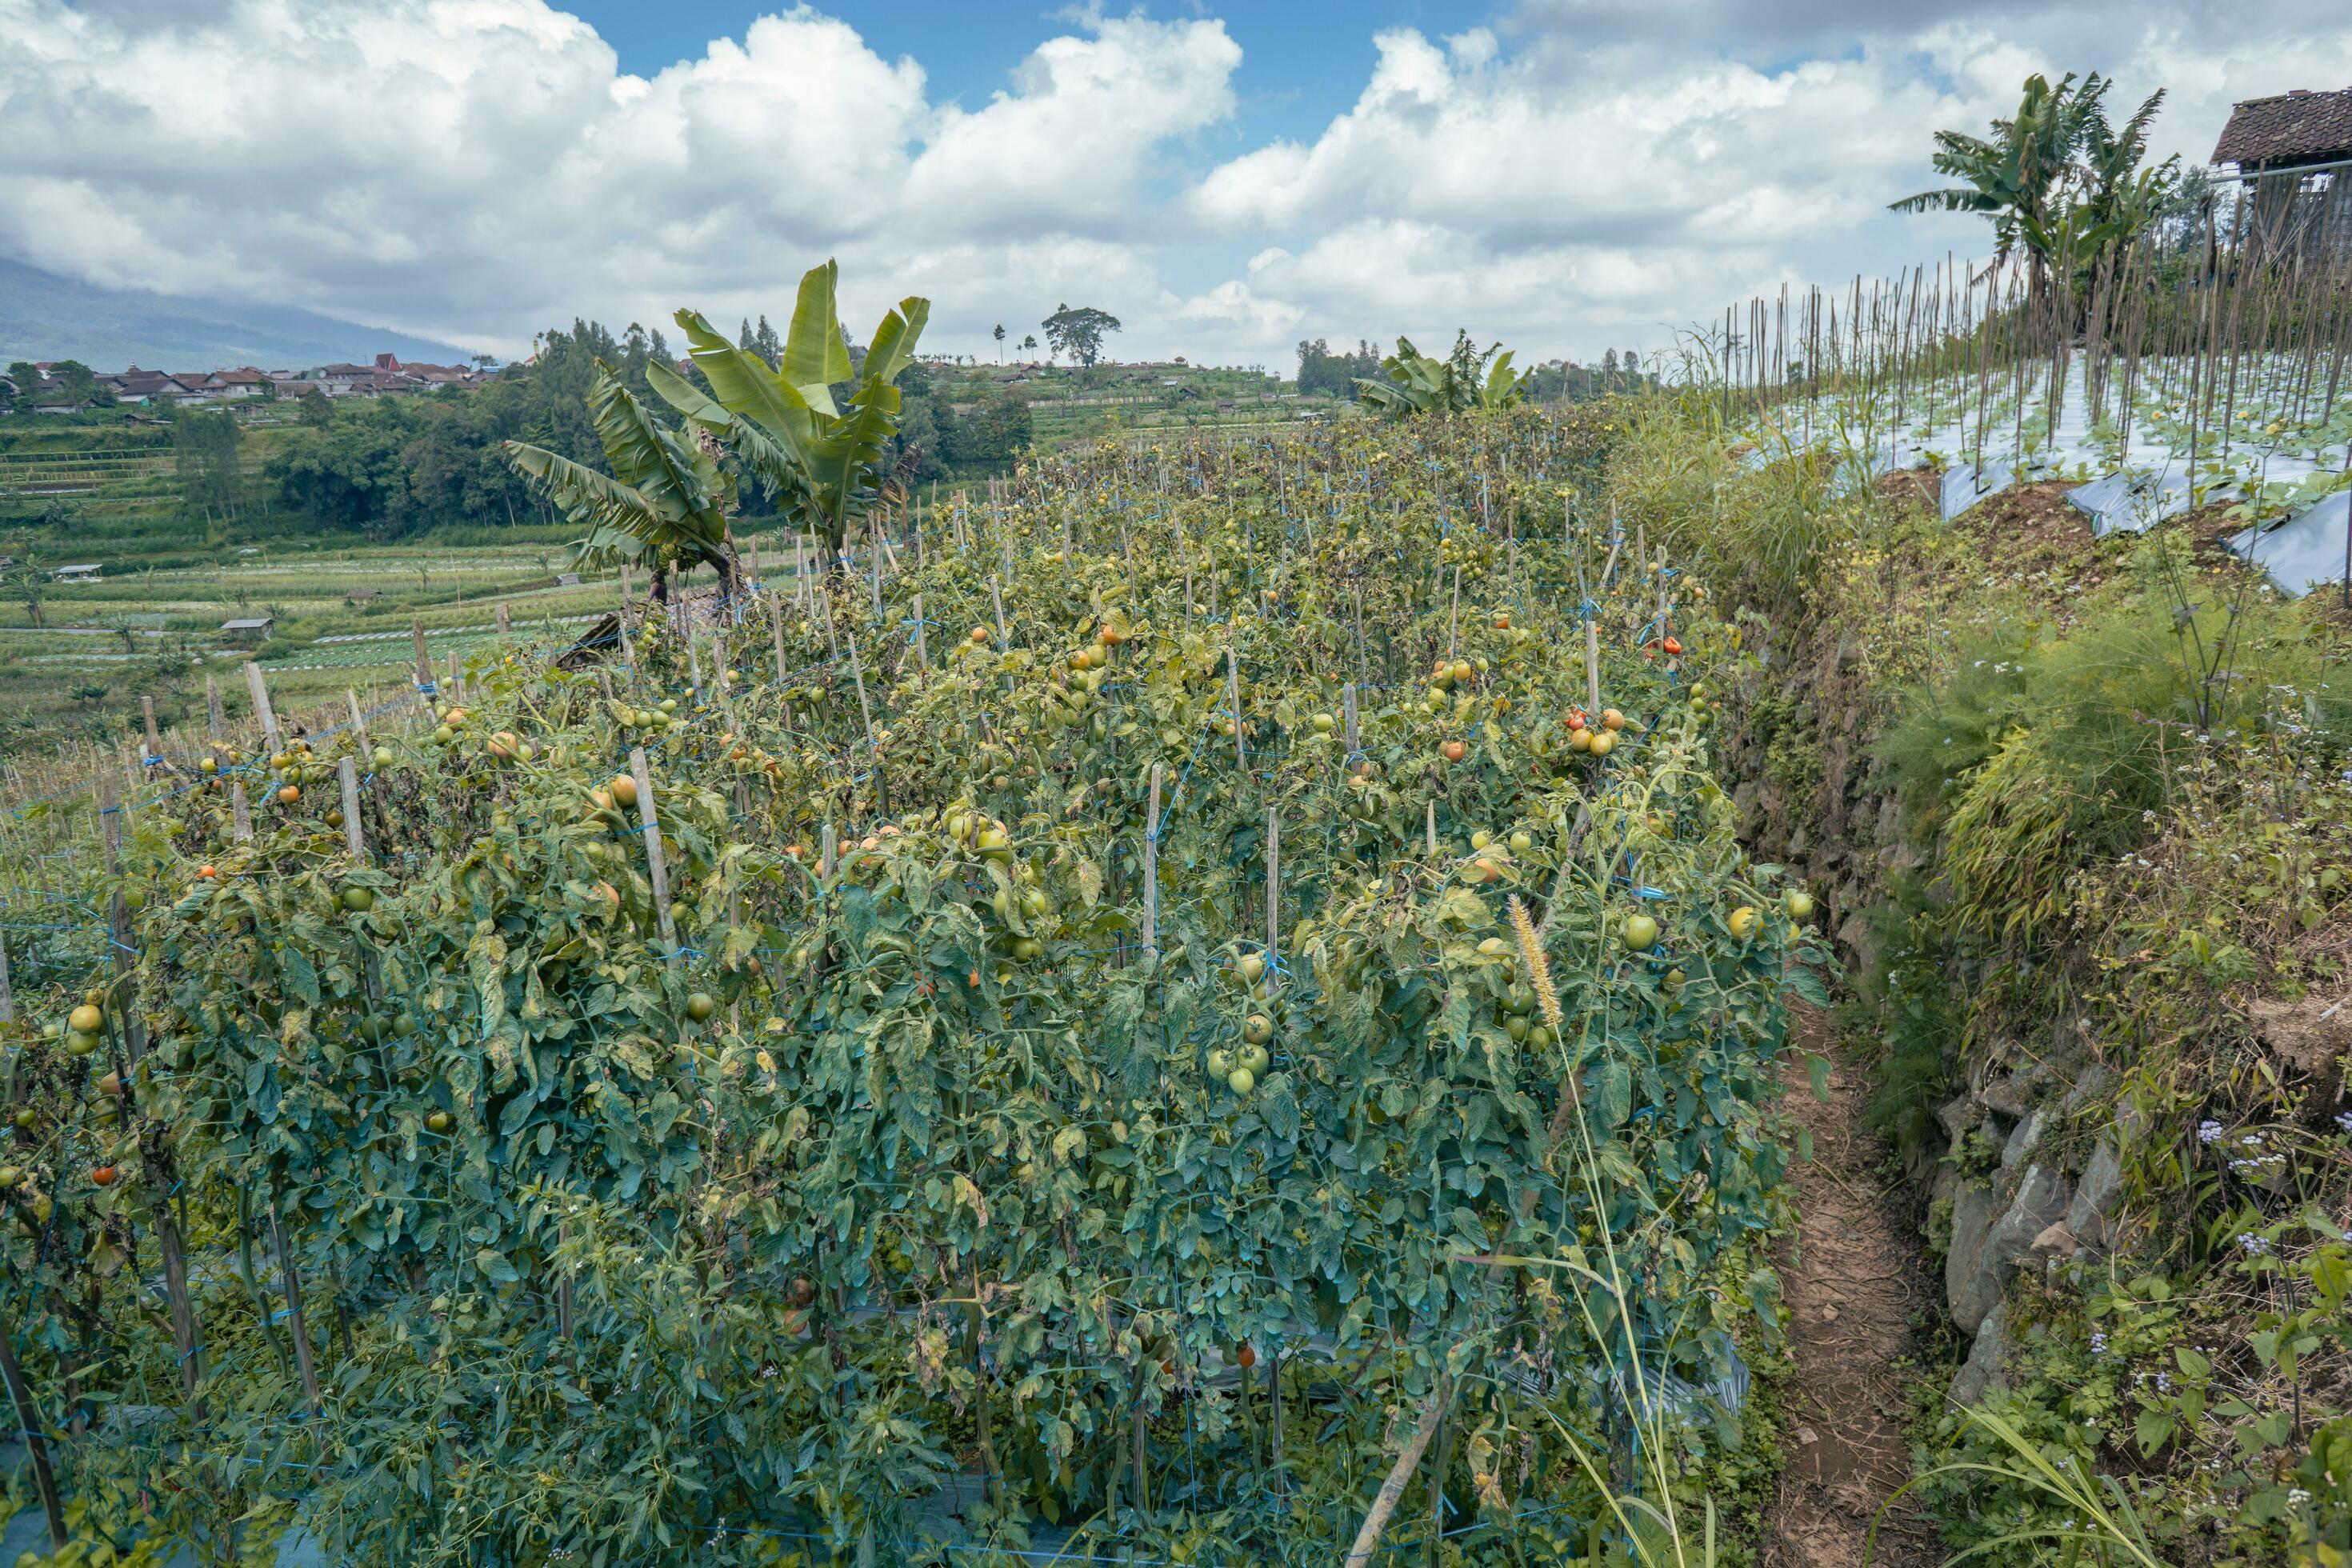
2214,87,2352,262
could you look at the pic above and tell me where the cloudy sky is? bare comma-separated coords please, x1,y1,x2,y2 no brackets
4,0,2350,371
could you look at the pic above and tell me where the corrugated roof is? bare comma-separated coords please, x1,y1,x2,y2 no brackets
2213,87,2352,167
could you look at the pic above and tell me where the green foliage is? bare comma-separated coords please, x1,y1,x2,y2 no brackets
1041,304,1122,372
0,410,1808,1566
1606,408,1875,614
1357,331,1526,417
663,260,930,554
1889,71,2179,270
506,361,736,580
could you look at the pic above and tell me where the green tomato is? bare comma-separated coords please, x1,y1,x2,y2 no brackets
1622,914,1660,951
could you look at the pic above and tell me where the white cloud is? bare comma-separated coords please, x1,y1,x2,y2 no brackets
4,0,2352,371
1183,3,2352,366
0,0,1240,357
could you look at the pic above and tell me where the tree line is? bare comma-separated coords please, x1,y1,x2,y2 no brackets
185,320,1030,542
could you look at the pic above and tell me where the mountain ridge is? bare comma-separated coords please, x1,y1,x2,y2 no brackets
0,258,480,371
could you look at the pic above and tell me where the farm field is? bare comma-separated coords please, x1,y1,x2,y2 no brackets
10,22,2352,1566
0,406,1825,1566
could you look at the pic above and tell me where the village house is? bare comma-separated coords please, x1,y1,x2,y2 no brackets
7,350,493,414
2214,86,2352,261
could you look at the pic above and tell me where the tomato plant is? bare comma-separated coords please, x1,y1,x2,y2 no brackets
0,410,1819,1566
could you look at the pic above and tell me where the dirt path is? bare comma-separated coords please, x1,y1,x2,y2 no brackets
1763,1006,1938,1568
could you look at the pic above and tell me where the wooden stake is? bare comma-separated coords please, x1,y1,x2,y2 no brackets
1343,682,1359,750
1426,801,1438,857
1585,618,1602,714
0,1334,66,1551
410,619,434,700
495,600,511,635
1342,1377,1454,1568
629,748,679,971
269,1198,326,1422
244,662,282,753
345,690,372,759
914,593,928,670
1142,763,1162,959
338,758,366,859
848,632,879,755
1265,805,1280,976
1227,650,1246,770
770,592,790,683
141,696,162,765
209,676,250,842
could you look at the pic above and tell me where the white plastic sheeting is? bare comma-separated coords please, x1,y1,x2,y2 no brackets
2066,467,2200,538
2229,490,2352,598
1940,462,2016,523
1755,355,2346,525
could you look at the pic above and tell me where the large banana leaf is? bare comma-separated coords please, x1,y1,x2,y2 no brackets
672,310,815,444
586,370,728,549
653,359,822,522
782,261,853,414
665,264,929,550
502,444,666,566
502,364,731,574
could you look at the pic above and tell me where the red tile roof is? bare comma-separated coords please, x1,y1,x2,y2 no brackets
2213,87,2352,167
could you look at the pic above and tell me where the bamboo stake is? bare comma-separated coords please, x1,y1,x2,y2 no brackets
345,690,372,761
629,749,679,972
210,676,251,843
0,1335,66,1551
1142,764,1162,959
244,662,282,753
410,619,434,703
1227,650,1246,770
141,696,162,766
1342,1376,1454,1568
1585,618,1602,714
338,758,366,860
1265,806,1280,974
269,1196,326,1422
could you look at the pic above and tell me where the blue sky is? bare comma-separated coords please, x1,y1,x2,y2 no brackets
568,1,1446,142
7,1,2352,370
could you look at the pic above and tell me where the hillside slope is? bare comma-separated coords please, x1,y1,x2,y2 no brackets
0,258,478,369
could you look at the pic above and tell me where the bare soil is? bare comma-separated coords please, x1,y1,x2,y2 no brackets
1762,1006,1940,1568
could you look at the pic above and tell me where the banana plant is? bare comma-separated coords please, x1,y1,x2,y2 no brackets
657,260,930,558
1356,330,1525,416
501,362,738,590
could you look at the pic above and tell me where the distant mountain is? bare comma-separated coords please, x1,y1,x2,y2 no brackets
0,258,481,371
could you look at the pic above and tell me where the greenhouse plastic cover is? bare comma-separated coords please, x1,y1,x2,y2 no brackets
2228,490,2351,598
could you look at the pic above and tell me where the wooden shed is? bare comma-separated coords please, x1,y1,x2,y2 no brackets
220,616,275,646
2214,86,2352,262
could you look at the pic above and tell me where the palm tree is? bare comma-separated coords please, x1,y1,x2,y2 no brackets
502,363,739,598
651,261,928,563
994,324,1006,362
1890,73,2174,301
